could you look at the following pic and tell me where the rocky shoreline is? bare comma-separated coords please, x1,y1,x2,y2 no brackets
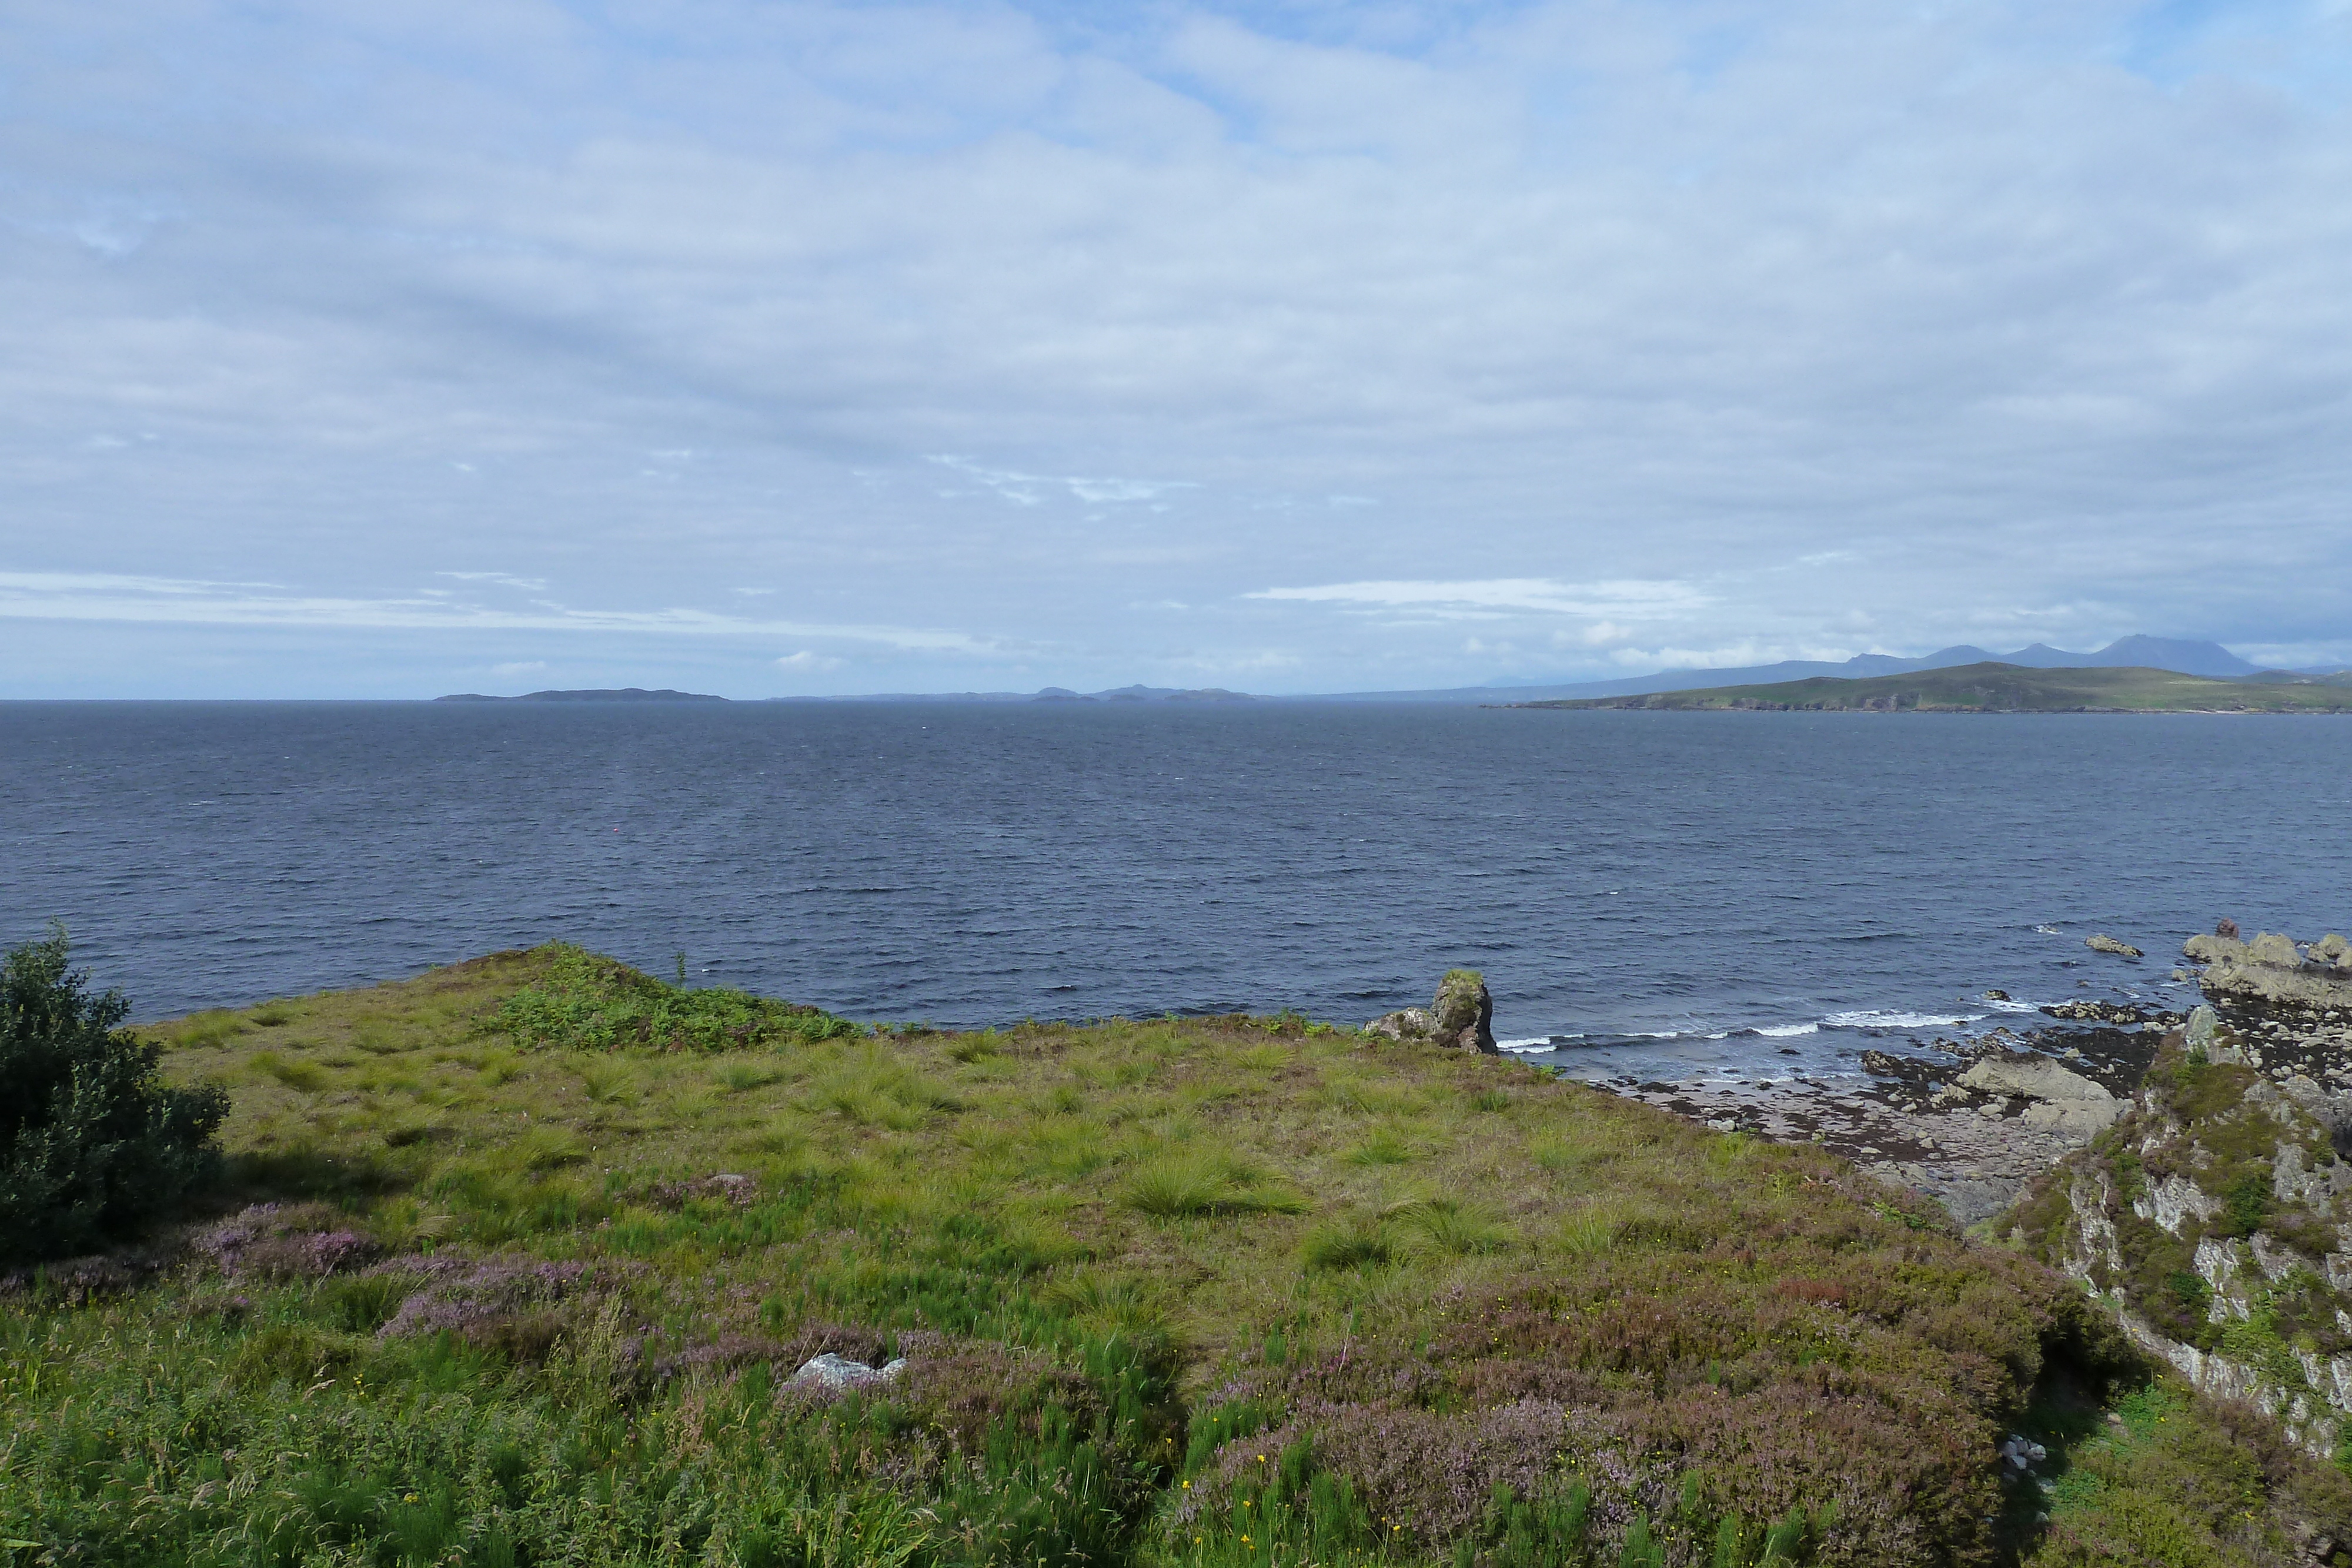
1601,927,2352,1226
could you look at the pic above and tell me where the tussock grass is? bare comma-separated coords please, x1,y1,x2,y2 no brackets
1122,1155,1306,1219
715,1059,786,1092
249,1051,328,1091
1343,1126,1417,1166
1384,1195,1513,1256
1556,1205,1618,1258
576,1059,640,1104
171,1009,250,1048
1300,1215,1394,1271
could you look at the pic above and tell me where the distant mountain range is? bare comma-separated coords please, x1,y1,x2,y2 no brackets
1302,636,2284,703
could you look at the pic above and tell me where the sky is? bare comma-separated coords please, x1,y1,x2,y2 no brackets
4,0,2351,698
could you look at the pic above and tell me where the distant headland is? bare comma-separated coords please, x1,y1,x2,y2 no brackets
1508,661,2352,714
425,637,2352,708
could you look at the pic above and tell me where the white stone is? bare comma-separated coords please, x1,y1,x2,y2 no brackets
789,1353,910,1392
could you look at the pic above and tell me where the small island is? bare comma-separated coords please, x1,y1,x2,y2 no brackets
434,688,727,703
1509,661,2352,713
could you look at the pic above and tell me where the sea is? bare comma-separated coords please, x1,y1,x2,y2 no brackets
5,700,2350,1089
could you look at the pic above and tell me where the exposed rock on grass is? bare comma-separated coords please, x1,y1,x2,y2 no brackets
1365,968,1498,1053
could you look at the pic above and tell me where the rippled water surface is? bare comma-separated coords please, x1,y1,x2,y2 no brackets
5,701,2349,1082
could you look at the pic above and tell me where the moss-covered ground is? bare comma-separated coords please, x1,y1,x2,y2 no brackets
2,946,2346,1566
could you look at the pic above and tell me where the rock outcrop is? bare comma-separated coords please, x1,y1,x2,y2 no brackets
2009,1008,2352,1460
1365,969,1498,1054
1959,1051,2123,1134
2184,929,2352,1009
789,1352,908,1392
2086,933,2143,958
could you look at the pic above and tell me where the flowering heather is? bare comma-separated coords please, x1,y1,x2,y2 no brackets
192,1201,382,1279
375,1255,589,1340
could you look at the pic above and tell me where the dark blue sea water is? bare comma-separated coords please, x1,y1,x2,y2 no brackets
5,701,2349,1086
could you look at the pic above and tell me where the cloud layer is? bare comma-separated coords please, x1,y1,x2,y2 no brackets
4,0,2350,694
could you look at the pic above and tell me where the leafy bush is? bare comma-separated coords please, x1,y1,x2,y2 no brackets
492,942,857,1052
0,928,229,1266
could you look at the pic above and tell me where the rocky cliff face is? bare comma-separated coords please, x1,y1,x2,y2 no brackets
2010,988,2352,1460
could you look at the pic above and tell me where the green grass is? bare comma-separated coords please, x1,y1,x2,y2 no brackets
2,943,2344,1567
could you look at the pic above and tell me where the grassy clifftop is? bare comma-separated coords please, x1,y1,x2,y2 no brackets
2,946,2346,1566
1516,663,2352,714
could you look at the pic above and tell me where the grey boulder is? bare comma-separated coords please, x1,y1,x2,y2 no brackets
1366,969,1498,1054
789,1353,908,1392
2194,930,2352,1008
1959,1051,2122,1133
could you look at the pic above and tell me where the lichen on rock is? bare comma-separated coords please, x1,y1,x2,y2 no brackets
2184,927,2352,1009
2007,1004,2352,1460
1365,969,1497,1054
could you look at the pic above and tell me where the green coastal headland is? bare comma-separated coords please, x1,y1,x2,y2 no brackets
6,939,2352,1566
1509,662,2352,714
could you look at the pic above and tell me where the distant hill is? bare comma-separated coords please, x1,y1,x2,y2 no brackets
2246,668,2352,688
1302,636,2261,703
436,688,726,703
1512,663,2352,714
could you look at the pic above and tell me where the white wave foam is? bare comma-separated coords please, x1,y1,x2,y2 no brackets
1753,1022,1819,1038
2034,925,2062,935
1497,1038,1558,1054
1822,1008,1980,1030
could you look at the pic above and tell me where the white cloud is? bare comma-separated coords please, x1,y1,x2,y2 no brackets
490,659,546,676
774,650,846,670
930,457,1196,507
0,571,993,651
1247,579,1710,618
438,571,549,591
6,0,2352,693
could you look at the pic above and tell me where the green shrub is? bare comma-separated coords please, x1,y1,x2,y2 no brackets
2223,1171,2270,1239
493,942,857,1052
0,928,229,1265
